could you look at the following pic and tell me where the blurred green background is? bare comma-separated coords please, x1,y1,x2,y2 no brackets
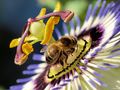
0,0,115,90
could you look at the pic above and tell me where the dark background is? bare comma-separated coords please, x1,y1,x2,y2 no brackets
0,0,41,89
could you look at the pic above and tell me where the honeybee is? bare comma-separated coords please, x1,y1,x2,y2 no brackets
45,36,77,66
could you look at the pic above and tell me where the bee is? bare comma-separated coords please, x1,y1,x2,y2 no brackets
45,36,77,66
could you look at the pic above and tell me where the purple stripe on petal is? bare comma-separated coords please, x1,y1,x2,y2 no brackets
22,70,36,75
82,74,97,89
93,71,103,77
27,64,39,70
84,59,89,64
87,67,103,77
107,52,120,58
103,63,119,68
94,78,107,87
69,20,75,35
98,66,109,71
17,78,31,83
73,71,79,79
102,2,114,17
64,79,71,82
114,10,120,19
98,0,106,17
80,66,86,70
88,79,96,88
113,25,120,36
55,28,62,39
91,0,101,17
114,39,120,46
85,4,92,21
74,75,78,79
32,54,44,61
91,53,97,57
10,85,23,90
91,48,101,57
111,2,120,15
78,86,82,90
60,83,67,87
112,48,120,53
75,16,80,29
52,86,61,90
63,23,69,35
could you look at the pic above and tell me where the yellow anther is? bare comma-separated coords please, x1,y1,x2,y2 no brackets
41,16,60,44
40,19,59,44
54,2,61,12
36,8,46,18
40,2,61,44
52,16,60,24
22,43,34,55
9,38,20,48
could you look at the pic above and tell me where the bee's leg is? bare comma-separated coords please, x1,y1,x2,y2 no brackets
65,48,75,56
58,52,64,66
62,51,69,65
70,48,75,56
59,51,68,66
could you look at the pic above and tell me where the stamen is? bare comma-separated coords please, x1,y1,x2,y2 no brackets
34,10,74,23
